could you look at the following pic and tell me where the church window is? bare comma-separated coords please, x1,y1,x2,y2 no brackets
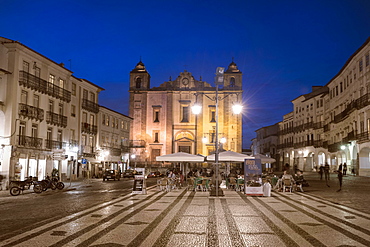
154,131,159,143
209,106,216,122
152,105,162,122
154,111,160,122
230,77,235,87
135,77,142,88
181,106,189,122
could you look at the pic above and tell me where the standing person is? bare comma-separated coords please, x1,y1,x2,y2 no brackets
338,163,342,173
319,164,324,180
324,163,330,187
343,163,347,176
336,169,343,192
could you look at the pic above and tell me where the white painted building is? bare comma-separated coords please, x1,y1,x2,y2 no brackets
0,37,130,189
257,37,370,176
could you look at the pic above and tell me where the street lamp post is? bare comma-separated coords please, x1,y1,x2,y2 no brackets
192,67,242,197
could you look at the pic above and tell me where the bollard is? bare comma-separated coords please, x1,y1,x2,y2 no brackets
263,182,271,197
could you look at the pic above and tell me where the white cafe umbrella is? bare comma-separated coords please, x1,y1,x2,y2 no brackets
251,153,276,163
156,152,205,177
156,152,205,162
207,150,254,162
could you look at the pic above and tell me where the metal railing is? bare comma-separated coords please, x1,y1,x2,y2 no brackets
17,135,43,149
19,71,71,102
81,122,98,135
18,103,44,121
82,98,99,113
46,111,67,127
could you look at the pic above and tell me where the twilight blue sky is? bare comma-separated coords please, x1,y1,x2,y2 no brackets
1,0,370,148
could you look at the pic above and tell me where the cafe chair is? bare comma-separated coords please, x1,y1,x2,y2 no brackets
283,179,293,193
295,182,304,192
159,178,169,192
187,178,195,191
228,177,237,190
200,179,209,191
237,179,244,192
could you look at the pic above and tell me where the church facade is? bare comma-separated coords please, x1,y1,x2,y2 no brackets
128,61,243,166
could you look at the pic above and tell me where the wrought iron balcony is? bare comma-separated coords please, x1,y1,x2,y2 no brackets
328,142,341,152
17,135,43,149
19,71,71,102
110,147,122,156
46,111,67,128
129,140,146,148
82,98,99,113
121,145,130,153
18,103,44,121
357,132,369,144
81,122,98,135
277,142,293,149
45,139,66,150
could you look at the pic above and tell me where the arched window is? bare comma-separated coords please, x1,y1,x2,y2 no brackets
135,77,142,88
230,77,235,87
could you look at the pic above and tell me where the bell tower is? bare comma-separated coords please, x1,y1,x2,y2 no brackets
129,60,150,90
223,60,242,89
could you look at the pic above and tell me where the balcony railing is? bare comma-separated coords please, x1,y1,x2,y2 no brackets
279,127,294,135
110,147,122,156
328,142,341,152
277,142,294,149
81,122,98,135
17,135,43,149
19,71,71,102
121,145,130,153
19,103,44,121
129,140,146,148
46,111,67,127
333,93,370,124
313,140,324,148
45,139,66,150
82,98,99,113
357,132,369,144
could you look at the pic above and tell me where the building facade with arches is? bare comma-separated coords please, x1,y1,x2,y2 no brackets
255,37,370,176
128,61,243,165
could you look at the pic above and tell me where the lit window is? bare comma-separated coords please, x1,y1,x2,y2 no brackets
49,74,55,84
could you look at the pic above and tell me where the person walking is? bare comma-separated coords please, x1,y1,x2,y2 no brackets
324,163,330,187
343,163,347,175
336,169,343,192
338,163,342,173
319,164,324,180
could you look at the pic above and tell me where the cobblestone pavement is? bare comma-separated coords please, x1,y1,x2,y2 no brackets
0,173,369,247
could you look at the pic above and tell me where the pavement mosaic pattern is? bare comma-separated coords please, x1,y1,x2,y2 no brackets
0,183,369,247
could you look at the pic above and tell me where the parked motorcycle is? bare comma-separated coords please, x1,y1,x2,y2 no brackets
9,177,43,196
52,176,65,190
40,176,57,191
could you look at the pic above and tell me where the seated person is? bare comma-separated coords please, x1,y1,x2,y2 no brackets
294,170,304,184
